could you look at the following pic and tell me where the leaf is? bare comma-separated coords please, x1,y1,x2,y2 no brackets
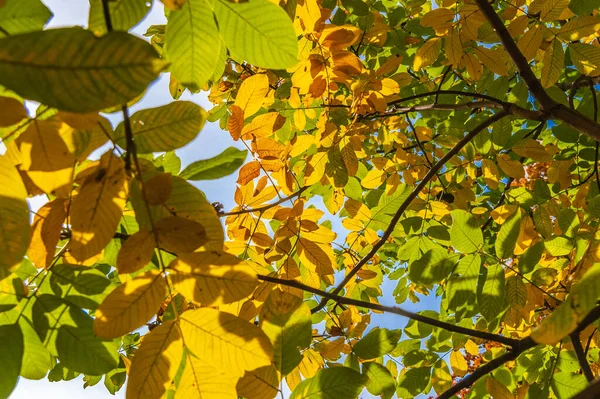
0,154,30,269
447,254,481,320
143,172,173,206
237,160,261,185
213,0,298,69
234,74,270,118
28,199,67,268
450,350,468,377
506,275,527,309
409,248,457,285
396,367,431,398
290,367,368,399
473,46,509,75
497,153,525,179
413,37,441,71
486,376,514,399
179,308,273,376
116,228,156,274
0,0,52,37
540,0,570,21
227,104,245,140
0,28,164,112
544,236,573,256
450,210,483,253
353,328,401,360
127,320,183,399
180,147,248,180
241,112,286,140
512,139,552,162
48,264,113,309
168,251,258,306
557,16,600,41
32,294,120,375
363,362,395,399
236,364,279,399
88,0,150,35
260,289,312,375
477,263,507,324
0,96,27,127
569,43,600,77
19,317,52,380
68,152,128,262
551,372,587,399
114,101,207,153
445,28,462,67
175,352,239,399
94,270,168,339
166,0,224,91
155,216,208,254
0,324,23,398
495,210,521,259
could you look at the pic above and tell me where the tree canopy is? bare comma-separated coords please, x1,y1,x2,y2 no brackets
1,0,600,398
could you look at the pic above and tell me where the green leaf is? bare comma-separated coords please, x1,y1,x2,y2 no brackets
180,147,247,180
363,362,395,399
48,264,113,309
569,43,600,76
506,276,527,308
447,254,481,320
551,372,587,399
213,0,298,69
88,0,151,35
341,0,370,16
19,317,52,380
450,210,483,253
290,367,368,399
0,0,52,37
165,0,224,91
408,248,458,285
32,294,119,375
544,236,573,256
0,28,164,112
495,210,521,259
0,324,23,398
115,101,207,153
518,241,544,274
396,367,431,398
477,263,507,325
353,327,401,360
259,289,312,375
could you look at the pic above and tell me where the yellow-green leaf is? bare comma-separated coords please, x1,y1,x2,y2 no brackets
88,0,151,35
94,270,168,339
116,228,155,274
179,308,273,376
175,353,238,399
569,43,600,77
413,37,441,71
0,0,51,37
558,16,600,41
541,39,565,88
0,28,165,112
114,101,207,153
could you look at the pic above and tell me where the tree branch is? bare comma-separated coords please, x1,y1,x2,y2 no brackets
258,274,520,347
310,111,510,313
220,186,308,217
571,333,594,382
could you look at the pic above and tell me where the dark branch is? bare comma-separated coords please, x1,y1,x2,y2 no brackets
258,274,519,347
310,111,510,313
220,186,308,217
571,333,594,382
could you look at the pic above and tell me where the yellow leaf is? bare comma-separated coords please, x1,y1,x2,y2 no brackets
241,112,286,140
319,24,361,50
497,154,525,179
17,119,75,196
155,216,208,254
236,365,279,399
127,320,183,399
486,376,514,399
237,160,261,185
413,37,442,71
481,159,499,190
94,270,168,338
540,0,569,22
297,238,334,277
298,348,324,378
465,340,479,356
512,139,552,161
304,151,328,186
445,28,462,67
474,47,509,75
116,228,155,274
570,43,600,77
28,198,67,268
461,53,482,80
491,205,518,224
69,152,128,261
420,8,455,30
0,96,27,127
541,39,564,88
168,251,258,305
361,168,385,189
517,26,543,62
0,154,30,269
228,104,245,141
234,74,270,118
143,172,173,206
558,16,600,41
179,308,274,376
175,354,238,399
450,350,468,378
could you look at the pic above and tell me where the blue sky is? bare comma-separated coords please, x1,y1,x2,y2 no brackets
10,2,441,397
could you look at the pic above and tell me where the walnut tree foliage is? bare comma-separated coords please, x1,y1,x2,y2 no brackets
1,0,600,398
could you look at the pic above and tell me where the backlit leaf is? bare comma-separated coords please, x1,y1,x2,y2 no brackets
180,147,248,180
290,367,367,399
450,210,483,253
88,0,150,35
0,324,23,398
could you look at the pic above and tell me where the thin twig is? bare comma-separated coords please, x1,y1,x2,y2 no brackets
220,186,307,217
571,332,594,382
